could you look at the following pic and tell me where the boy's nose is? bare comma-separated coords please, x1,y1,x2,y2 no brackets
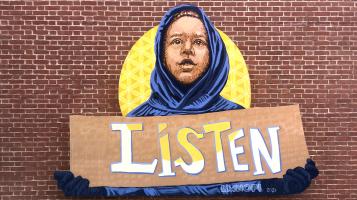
181,41,194,56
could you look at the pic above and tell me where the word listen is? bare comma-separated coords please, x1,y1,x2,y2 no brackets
110,122,281,176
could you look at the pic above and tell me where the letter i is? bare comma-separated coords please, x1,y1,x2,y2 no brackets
158,123,175,177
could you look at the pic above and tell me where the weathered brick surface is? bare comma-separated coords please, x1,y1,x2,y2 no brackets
0,0,356,199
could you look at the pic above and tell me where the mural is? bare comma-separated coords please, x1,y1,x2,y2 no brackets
54,4,318,197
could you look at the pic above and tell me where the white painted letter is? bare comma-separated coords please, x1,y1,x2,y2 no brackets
250,127,281,175
111,123,158,174
158,123,175,177
228,129,249,171
174,128,205,175
203,122,231,172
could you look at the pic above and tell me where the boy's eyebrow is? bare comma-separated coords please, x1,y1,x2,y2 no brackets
169,33,183,38
168,33,207,39
194,33,207,38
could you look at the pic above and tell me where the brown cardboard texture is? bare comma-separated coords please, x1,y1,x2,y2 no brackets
70,105,309,187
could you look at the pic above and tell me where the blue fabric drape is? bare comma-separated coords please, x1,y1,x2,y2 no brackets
54,159,319,197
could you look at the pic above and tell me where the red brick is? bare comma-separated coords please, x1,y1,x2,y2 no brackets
0,0,356,199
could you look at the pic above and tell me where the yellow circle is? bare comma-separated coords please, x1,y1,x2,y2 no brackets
119,26,251,116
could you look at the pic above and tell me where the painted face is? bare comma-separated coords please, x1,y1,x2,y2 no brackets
163,16,210,85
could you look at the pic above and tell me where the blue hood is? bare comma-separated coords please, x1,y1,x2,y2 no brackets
128,4,243,117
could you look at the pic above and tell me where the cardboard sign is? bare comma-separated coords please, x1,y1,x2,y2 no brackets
70,105,309,187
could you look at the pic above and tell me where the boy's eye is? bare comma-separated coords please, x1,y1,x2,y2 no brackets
171,39,182,45
194,39,206,46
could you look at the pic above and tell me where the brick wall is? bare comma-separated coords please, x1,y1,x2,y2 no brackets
1,0,356,199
